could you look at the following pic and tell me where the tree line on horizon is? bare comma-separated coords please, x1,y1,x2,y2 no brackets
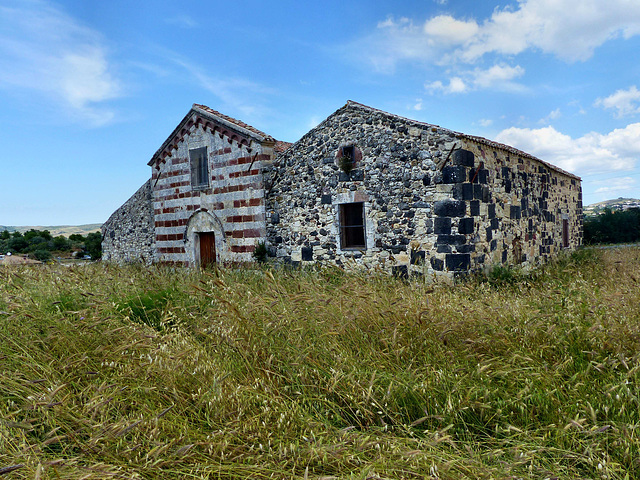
583,208,640,245
0,229,101,262
0,209,635,264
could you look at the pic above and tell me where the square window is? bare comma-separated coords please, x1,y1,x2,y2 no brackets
339,202,366,249
190,147,209,188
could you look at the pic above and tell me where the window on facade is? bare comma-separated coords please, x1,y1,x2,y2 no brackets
562,218,569,248
341,145,354,166
339,202,366,249
190,147,209,188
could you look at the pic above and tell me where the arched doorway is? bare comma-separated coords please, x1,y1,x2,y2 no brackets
185,210,225,267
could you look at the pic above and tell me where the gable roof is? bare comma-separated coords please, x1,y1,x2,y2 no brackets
148,104,289,166
342,101,580,180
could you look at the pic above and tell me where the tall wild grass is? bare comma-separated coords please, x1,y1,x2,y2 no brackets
0,247,639,479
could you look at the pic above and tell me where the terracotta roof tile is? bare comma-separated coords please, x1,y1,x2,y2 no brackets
274,141,292,153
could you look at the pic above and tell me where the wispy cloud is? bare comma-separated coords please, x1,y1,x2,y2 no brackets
595,85,640,118
165,14,198,29
0,0,121,126
593,176,636,194
495,122,640,175
166,54,276,121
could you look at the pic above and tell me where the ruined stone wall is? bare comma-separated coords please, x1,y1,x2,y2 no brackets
152,122,269,266
266,103,582,280
101,179,155,264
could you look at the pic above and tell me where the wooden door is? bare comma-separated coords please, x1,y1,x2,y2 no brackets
199,232,216,268
562,219,569,248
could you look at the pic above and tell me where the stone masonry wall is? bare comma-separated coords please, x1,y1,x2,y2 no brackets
266,102,582,281
151,121,270,266
101,179,155,264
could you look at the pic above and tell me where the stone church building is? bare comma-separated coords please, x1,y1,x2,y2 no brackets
102,101,583,280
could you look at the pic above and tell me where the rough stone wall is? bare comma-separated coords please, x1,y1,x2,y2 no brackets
266,102,582,280
151,122,270,266
101,179,155,264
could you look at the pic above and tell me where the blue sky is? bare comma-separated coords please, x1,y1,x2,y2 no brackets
1,0,640,226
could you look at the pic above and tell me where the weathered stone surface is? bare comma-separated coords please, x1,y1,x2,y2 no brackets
105,101,583,282
102,180,155,264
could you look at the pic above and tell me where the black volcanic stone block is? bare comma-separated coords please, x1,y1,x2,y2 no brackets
462,183,474,200
321,194,332,204
446,253,470,271
434,200,466,217
458,217,474,234
350,169,364,181
410,250,426,265
453,149,475,167
457,244,475,253
392,265,408,279
431,257,444,271
301,247,313,261
437,234,466,245
470,200,480,216
442,165,467,184
434,217,451,234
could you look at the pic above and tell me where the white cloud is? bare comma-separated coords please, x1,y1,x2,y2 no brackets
412,99,423,111
478,118,493,127
423,15,479,45
593,176,636,194
359,0,640,70
472,64,525,89
595,86,640,118
460,0,640,62
426,77,468,94
426,64,525,94
495,123,640,175
539,108,562,124
0,0,121,126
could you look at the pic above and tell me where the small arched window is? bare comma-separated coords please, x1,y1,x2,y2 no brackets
336,144,362,173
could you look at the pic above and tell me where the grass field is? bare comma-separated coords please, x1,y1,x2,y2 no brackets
1,248,639,479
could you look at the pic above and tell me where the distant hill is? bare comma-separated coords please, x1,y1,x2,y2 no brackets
0,223,102,237
584,198,640,215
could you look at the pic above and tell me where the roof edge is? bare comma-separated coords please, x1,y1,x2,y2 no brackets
343,100,580,181
148,104,276,166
